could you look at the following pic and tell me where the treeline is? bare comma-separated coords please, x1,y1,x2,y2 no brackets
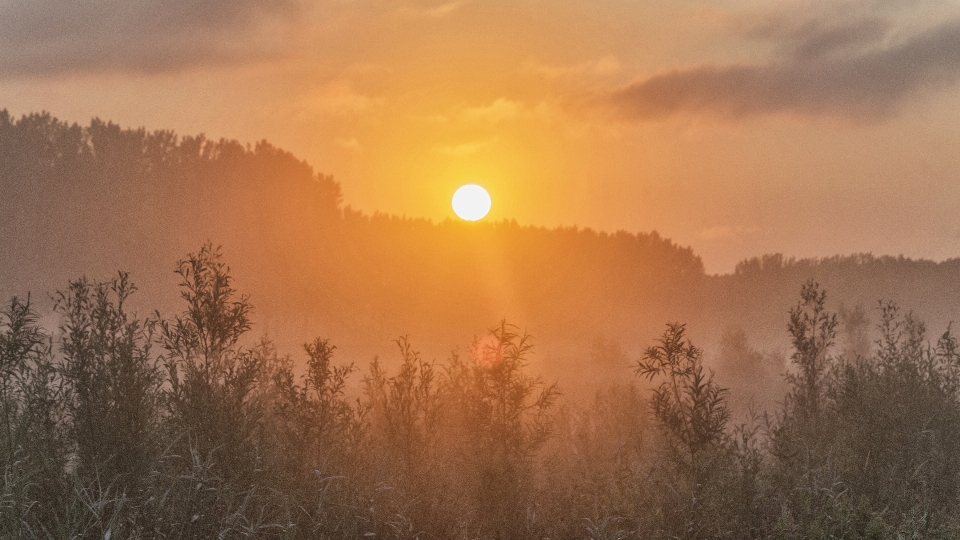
707,253,960,353
0,110,704,363
8,109,960,387
322,213,704,354
4,246,960,538
0,110,340,292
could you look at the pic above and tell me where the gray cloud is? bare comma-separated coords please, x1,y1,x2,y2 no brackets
608,15,960,120
0,0,299,77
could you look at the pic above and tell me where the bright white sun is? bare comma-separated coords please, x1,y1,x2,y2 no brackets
452,184,492,221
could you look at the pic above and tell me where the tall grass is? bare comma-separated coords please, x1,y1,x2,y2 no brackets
5,251,960,539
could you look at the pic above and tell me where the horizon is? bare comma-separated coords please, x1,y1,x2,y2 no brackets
7,3,960,533
3,0,960,273
5,108,960,277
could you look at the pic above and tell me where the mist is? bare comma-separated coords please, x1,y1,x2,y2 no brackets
4,110,960,537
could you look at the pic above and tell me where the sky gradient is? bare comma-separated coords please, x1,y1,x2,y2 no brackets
3,0,960,273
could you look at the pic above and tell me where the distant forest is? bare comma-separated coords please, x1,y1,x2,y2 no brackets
6,110,960,537
4,110,960,386
4,244,960,538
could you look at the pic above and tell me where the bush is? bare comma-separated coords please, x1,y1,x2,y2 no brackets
10,251,960,538
635,322,732,539
56,272,161,489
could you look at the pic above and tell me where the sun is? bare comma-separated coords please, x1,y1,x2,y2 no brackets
452,184,492,221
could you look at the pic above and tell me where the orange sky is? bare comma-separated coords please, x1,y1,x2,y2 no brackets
3,0,960,273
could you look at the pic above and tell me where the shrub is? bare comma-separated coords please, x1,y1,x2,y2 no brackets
158,244,261,485
55,272,160,489
635,322,731,539
0,296,65,536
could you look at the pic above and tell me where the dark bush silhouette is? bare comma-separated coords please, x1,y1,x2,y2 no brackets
56,272,160,489
635,323,732,539
6,247,960,538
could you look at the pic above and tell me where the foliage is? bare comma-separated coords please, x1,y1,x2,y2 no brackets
635,323,733,539
444,322,560,538
0,296,65,536
55,272,160,488
636,323,729,468
158,243,262,487
785,280,838,421
7,251,960,538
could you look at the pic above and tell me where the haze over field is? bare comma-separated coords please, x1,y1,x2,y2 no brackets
3,0,960,272
4,111,960,405
7,2,960,538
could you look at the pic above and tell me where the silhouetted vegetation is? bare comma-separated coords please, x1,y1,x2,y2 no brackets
3,245,960,539
0,109,705,371
7,111,960,536
7,110,960,384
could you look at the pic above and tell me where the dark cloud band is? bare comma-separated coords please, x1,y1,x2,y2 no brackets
608,19,960,120
0,0,298,77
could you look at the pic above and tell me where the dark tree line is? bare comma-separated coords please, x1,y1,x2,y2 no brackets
0,110,705,366
7,111,960,384
6,110,960,537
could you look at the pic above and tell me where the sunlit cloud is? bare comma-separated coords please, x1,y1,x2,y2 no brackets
433,137,498,156
308,82,386,117
525,56,622,79
410,113,451,124
335,137,362,151
461,98,524,123
395,0,470,20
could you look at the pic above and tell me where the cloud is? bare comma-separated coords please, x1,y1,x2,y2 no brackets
335,137,362,151
461,98,523,123
605,15,960,121
434,137,498,156
396,1,470,20
526,56,622,79
308,82,386,117
731,1,903,60
0,0,300,77
410,113,450,124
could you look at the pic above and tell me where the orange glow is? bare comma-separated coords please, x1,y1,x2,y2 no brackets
470,334,503,367
6,1,960,273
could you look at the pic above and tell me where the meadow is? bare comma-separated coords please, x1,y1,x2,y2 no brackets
5,111,960,539
3,243,960,539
